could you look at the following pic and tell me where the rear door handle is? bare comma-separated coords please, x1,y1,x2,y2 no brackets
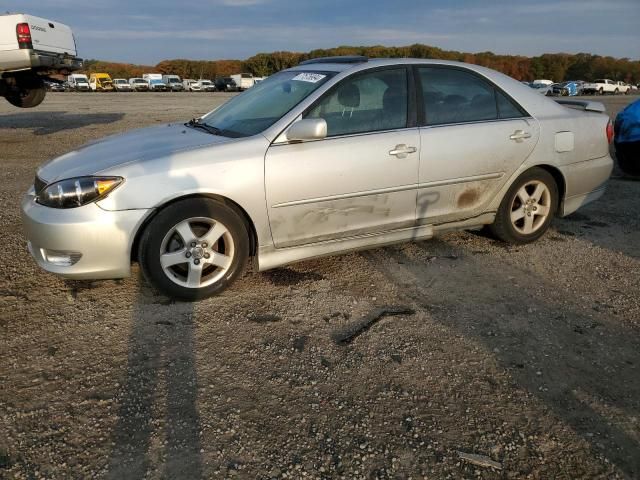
509,130,532,142
389,144,417,158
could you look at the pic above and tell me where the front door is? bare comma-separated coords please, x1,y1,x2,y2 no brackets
265,67,420,248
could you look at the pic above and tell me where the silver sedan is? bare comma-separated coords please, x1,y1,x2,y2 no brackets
22,57,614,300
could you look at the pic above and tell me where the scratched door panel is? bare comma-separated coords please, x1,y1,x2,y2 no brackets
265,129,420,248
417,119,540,224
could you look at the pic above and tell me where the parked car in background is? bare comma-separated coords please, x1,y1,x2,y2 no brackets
183,79,201,91
129,78,149,91
45,80,65,92
214,77,237,91
67,73,90,91
0,13,82,107
552,81,579,96
113,78,133,92
143,73,167,91
231,73,254,91
582,79,618,95
530,83,553,96
89,73,114,92
614,98,640,176
22,56,614,300
196,79,216,92
614,81,631,95
162,74,184,91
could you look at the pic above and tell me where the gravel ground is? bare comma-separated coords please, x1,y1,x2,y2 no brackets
1,92,639,479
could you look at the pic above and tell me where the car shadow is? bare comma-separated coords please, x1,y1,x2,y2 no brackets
0,111,124,135
362,239,640,477
106,270,203,480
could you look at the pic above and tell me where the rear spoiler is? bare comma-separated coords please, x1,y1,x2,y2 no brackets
554,99,606,113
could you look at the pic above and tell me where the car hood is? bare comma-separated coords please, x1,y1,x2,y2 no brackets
37,123,232,183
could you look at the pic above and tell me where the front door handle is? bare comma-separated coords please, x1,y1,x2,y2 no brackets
389,144,417,158
509,130,532,142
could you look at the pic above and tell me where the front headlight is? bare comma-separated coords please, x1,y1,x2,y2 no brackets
36,176,123,209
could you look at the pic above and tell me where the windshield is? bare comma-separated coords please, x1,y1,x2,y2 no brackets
169,78,180,83
200,70,334,138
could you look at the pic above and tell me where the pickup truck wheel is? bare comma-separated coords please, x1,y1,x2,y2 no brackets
614,88,619,95
4,76,46,108
489,168,558,245
598,88,603,95
138,198,250,300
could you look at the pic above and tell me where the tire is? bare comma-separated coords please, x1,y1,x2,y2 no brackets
489,167,559,244
4,75,46,108
614,88,619,95
599,88,603,95
138,198,249,300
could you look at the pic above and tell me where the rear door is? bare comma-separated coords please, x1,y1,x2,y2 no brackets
25,15,76,55
415,66,540,224
265,66,420,248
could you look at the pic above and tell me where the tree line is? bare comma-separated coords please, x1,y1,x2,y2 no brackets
82,44,640,83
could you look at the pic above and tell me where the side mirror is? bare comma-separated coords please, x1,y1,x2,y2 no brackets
286,118,327,142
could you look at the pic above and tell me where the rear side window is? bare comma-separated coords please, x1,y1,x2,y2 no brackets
305,68,408,137
418,67,524,126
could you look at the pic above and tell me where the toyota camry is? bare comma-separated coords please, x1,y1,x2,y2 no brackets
22,57,614,300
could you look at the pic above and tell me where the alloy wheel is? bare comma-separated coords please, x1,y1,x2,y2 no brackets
510,180,552,235
159,217,235,288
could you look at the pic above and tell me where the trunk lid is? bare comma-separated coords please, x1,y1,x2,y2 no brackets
23,14,76,55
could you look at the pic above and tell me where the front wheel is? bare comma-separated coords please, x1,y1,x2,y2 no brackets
138,198,249,300
489,168,558,244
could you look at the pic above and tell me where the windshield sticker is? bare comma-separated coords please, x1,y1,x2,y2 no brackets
292,73,326,83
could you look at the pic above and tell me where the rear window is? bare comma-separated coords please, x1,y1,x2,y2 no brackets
418,67,525,126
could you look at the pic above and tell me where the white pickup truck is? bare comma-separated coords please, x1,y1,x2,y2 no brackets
582,79,621,95
0,13,82,107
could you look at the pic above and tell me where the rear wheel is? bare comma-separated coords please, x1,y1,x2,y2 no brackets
138,198,249,300
614,88,619,95
4,74,46,108
489,168,558,244
598,88,604,95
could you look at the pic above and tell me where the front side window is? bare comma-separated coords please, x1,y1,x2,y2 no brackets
418,67,524,126
305,68,408,137
200,70,334,138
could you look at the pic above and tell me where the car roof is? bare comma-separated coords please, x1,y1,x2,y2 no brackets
287,57,498,73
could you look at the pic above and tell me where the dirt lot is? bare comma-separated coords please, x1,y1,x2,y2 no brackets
1,92,639,479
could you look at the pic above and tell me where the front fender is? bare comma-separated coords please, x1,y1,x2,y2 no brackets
97,135,273,247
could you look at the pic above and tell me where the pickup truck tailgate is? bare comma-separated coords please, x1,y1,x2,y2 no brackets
24,15,76,55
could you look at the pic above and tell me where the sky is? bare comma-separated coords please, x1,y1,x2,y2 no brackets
4,0,640,64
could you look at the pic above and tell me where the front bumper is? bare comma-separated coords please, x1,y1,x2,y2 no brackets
21,192,149,279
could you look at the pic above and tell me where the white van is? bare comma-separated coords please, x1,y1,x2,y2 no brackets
0,13,82,107
231,73,254,91
162,74,183,91
142,73,167,91
67,73,89,91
